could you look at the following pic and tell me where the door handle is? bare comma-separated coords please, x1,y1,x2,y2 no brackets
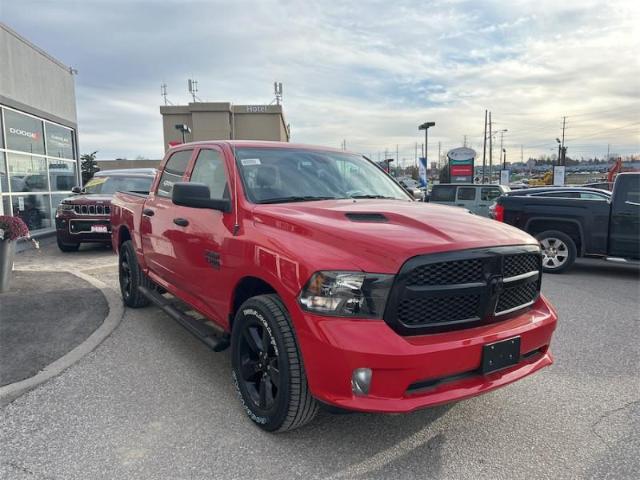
142,208,155,217
173,218,189,227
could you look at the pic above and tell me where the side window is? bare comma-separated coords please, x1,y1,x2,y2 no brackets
190,149,228,199
457,187,476,201
481,187,502,201
613,175,640,207
157,150,192,198
579,192,608,200
431,185,456,202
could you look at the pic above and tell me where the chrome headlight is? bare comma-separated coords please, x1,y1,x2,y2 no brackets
298,271,394,318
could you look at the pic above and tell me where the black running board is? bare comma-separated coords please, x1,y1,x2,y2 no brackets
139,286,230,352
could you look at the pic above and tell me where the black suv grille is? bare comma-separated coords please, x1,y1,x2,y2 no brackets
73,204,110,215
384,246,541,335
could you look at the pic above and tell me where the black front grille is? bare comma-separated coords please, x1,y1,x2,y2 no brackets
406,258,483,286
398,294,481,325
73,204,110,215
384,246,541,335
504,253,539,278
496,282,538,314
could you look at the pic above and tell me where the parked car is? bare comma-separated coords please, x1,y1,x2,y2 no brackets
428,183,510,217
492,174,639,273
55,168,156,251
397,177,425,200
111,141,557,432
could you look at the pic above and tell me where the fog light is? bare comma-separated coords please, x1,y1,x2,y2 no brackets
351,368,372,396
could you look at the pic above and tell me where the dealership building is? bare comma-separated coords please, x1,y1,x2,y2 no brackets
0,23,79,234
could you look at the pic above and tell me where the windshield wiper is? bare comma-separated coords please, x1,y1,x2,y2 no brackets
349,194,397,199
258,196,338,204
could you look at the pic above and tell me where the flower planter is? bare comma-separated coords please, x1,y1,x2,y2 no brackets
0,240,16,293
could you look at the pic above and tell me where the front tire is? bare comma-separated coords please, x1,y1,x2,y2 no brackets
57,236,80,252
231,294,318,432
118,240,151,308
536,230,577,273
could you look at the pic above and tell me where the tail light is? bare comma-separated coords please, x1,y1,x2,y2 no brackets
493,203,505,222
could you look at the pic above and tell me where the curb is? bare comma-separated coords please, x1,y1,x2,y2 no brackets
0,268,124,407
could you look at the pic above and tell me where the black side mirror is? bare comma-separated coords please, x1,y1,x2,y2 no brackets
71,186,83,194
171,182,231,212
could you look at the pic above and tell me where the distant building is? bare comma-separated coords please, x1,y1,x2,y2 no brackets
96,159,161,171
160,102,289,151
0,23,79,234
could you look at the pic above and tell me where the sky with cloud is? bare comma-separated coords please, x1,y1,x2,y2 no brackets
3,0,639,163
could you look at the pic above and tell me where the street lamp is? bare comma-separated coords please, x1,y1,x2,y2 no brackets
490,129,507,182
418,122,436,164
175,123,192,143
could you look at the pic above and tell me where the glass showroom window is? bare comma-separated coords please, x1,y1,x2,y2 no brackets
46,122,75,160
49,159,77,192
7,153,49,193
3,109,45,155
10,194,52,232
0,152,8,194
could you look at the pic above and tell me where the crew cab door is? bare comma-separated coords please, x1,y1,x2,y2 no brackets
609,174,640,259
478,186,502,217
174,147,235,325
140,148,195,289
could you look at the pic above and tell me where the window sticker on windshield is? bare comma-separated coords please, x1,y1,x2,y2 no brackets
241,158,261,166
85,177,108,187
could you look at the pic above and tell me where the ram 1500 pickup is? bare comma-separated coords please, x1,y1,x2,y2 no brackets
493,173,640,273
110,141,558,432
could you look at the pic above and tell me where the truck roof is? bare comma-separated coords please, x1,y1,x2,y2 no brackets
169,140,346,153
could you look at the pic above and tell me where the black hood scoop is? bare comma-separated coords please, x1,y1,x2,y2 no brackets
345,212,388,223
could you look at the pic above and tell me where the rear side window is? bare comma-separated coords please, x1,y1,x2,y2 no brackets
457,187,476,201
431,185,456,202
481,187,502,201
190,149,228,199
157,150,192,198
579,192,608,200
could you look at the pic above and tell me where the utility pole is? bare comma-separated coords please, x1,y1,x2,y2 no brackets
606,143,610,162
488,112,493,183
499,130,506,169
560,116,566,165
482,110,487,183
415,142,418,167
521,144,523,163
438,141,441,169
396,144,399,176
463,135,467,147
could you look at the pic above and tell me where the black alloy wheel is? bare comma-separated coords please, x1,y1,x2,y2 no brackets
118,240,151,308
238,320,281,411
231,294,318,432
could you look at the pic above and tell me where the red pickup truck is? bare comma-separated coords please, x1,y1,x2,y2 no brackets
110,141,558,432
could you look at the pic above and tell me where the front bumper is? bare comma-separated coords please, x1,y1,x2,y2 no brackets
291,294,557,413
55,215,112,243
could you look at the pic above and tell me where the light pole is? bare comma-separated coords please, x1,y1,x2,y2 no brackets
418,121,436,181
490,129,507,183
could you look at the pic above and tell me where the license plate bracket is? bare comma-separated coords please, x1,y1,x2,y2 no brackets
481,336,520,374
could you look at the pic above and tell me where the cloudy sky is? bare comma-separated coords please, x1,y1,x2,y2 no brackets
3,0,639,163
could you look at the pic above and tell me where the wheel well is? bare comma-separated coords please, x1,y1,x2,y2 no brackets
230,277,276,329
527,220,582,254
118,226,131,248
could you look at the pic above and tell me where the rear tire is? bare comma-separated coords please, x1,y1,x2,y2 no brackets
57,237,80,252
118,240,151,308
536,230,577,273
231,294,319,432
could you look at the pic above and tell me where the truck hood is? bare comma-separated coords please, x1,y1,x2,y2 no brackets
252,199,538,273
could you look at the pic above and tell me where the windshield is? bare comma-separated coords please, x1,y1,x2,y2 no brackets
84,175,153,194
234,148,412,204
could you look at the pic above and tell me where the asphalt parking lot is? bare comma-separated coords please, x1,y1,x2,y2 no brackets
1,243,638,479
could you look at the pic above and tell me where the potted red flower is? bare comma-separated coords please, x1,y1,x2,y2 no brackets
0,215,39,293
